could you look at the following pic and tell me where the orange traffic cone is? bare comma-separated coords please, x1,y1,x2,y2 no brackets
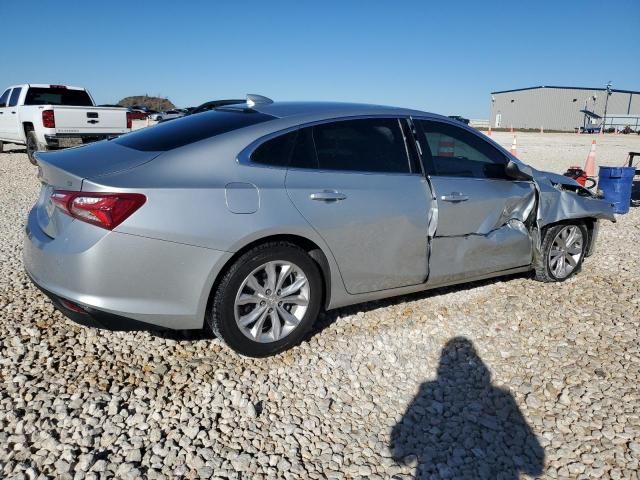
510,135,517,156
584,140,597,177
487,126,492,137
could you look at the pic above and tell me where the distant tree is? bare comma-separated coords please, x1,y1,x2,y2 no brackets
118,95,175,111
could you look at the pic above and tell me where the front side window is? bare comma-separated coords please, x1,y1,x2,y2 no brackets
417,120,509,179
312,118,410,173
0,89,10,107
8,87,21,107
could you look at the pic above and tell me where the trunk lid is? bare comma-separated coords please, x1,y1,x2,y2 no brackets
34,140,160,238
52,106,129,134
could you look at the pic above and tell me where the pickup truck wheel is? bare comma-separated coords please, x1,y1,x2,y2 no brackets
0,141,3,153
26,131,45,165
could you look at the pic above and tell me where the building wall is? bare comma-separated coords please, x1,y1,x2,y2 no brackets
489,87,639,131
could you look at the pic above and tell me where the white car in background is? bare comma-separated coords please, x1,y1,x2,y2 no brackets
0,84,131,164
150,110,184,122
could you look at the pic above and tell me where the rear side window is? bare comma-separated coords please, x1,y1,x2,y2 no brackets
8,88,21,107
24,87,93,106
251,128,318,169
418,120,509,179
312,118,410,173
115,110,275,151
0,89,10,107
251,130,297,167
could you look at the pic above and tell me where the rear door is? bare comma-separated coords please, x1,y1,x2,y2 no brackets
415,119,535,284
284,117,432,295
6,87,22,141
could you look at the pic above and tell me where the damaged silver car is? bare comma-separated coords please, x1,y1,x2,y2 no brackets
24,97,615,357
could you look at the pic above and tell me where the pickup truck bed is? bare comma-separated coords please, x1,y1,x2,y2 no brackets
0,83,131,164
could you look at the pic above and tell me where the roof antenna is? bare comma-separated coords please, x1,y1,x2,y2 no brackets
246,94,274,108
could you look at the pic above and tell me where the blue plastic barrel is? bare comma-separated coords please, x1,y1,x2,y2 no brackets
598,166,635,214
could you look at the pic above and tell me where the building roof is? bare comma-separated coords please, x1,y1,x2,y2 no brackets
491,85,640,95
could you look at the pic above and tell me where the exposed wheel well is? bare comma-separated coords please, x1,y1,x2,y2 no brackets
205,234,332,325
23,122,34,135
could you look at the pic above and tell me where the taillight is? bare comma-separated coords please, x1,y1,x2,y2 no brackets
42,110,55,128
51,190,146,230
126,111,133,129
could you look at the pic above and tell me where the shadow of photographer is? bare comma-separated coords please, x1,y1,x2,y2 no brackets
391,337,544,479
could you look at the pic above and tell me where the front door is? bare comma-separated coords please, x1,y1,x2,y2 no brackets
6,87,22,142
285,118,432,295
415,119,535,285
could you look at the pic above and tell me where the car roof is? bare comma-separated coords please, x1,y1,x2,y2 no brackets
241,101,445,123
6,84,86,90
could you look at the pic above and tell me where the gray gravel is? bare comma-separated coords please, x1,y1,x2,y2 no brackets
1,141,639,479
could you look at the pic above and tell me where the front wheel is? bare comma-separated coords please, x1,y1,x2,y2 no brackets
208,242,322,357
535,223,588,282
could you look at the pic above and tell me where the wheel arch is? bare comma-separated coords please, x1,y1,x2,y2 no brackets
23,122,34,135
204,233,333,326
540,216,596,255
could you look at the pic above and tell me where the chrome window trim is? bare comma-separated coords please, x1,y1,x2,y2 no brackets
237,114,421,176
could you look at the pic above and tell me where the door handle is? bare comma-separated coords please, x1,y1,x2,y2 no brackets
441,192,469,202
11,111,16,114
310,190,347,202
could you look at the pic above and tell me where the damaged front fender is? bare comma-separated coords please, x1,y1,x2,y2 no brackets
532,170,616,226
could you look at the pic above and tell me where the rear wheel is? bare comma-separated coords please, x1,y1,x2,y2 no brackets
535,223,588,282
208,242,322,357
0,141,3,153
26,131,45,165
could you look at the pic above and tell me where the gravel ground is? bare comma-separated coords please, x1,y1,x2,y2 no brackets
1,134,639,479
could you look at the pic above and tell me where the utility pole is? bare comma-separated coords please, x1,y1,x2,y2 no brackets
603,81,612,133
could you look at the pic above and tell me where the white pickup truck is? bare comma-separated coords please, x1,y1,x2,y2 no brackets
0,84,131,164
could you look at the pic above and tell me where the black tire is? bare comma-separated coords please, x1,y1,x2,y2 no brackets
0,141,3,153
534,222,588,282
208,242,323,357
26,131,44,165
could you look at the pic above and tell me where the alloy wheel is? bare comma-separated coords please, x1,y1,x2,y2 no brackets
548,225,584,279
234,261,310,343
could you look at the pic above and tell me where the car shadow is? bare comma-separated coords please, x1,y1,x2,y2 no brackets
3,145,27,154
143,272,530,343
311,272,530,338
390,337,544,479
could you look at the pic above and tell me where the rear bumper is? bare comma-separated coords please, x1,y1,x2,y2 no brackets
44,133,127,148
23,207,231,330
28,272,169,331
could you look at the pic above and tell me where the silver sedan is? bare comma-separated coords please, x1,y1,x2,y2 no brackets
24,95,615,356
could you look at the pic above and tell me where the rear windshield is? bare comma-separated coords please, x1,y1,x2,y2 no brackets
114,110,275,151
24,87,93,106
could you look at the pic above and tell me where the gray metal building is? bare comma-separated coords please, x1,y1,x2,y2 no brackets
489,86,640,131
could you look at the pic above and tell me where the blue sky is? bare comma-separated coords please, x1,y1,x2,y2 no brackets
1,0,638,118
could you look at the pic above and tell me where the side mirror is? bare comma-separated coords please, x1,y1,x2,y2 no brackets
505,160,533,181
